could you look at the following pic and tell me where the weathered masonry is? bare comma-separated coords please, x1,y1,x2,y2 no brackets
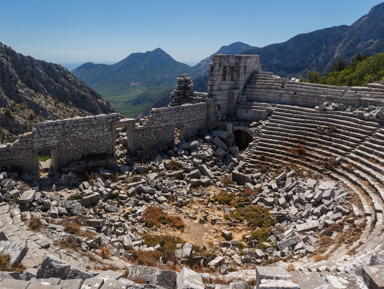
1,54,384,173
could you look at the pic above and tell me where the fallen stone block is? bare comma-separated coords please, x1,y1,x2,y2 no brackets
208,256,225,268
363,265,384,289
0,279,31,289
177,267,204,289
81,277,104,289
299,272,331,289
36,255,71,279
126,265,160,282
27,278,61,289
149,270,177,289
277,236,301,251
213,137,228,150
296,220,319,232
59,279,84,289
18,190,36,205
86,219,106,228
0,241,28,267
232,171,251,185
256,266,292,289
78,193,100,207
259,280,300,289
68,266,94,280
0,271,20,279
222,230,233,241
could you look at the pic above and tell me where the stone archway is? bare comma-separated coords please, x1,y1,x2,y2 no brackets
234,129,253,151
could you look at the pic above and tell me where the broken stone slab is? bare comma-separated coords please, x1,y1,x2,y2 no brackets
81,277,104,289
296,220,319,232
180,140,200,150
67,266,94,280
27,278,61,289
213,137,228,150
259,280,300,289
200,165,215,180
176,243,193,259
222,230,233,241
59,279,84,289
0,271,20,279
149,270,177,289
299,272,332,289
18,190,36,205
0,279,31,289
232,171,251,185
97,270,124,280
0,241,28,267
36,255,71,279
177,267,204,289
208,256,225,268
101,278,134,289
78,193,100,207
126,265,160,282
87,219,106,228
256,266,292,289
277,236,301,251
363,265,384,289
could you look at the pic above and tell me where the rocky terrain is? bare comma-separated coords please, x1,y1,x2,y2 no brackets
0,42,117,143
0,122,381,288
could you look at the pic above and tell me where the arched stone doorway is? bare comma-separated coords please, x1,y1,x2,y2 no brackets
234,130,253,151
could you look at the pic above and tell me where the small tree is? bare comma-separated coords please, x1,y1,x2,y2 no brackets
307,71,321,83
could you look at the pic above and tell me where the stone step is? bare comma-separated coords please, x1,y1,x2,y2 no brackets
261,124,357,149
341,160,384,206
268,116,374,141
265,122,362,145
338,164,384,213
272,110,378,133
276,104,379,125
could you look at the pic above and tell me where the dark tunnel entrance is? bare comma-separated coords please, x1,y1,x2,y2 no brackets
234,130,253,151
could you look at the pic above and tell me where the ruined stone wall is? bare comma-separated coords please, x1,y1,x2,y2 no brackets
134,103,210,152
244,72,384,108
0,114,120,172
209,54,262,120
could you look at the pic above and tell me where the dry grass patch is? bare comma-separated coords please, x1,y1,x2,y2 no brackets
0,254,25,273
54,235,79,252
313,253,327,262
28,215,42,232
141,207,184,230
98,245,112,259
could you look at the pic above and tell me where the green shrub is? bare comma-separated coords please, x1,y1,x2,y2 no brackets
232,205,275,228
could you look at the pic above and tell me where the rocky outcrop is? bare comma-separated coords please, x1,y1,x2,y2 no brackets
0,42,117,142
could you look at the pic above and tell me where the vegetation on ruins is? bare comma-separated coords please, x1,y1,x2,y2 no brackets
301,53,384,86
0,254,25,272
141,206,184,230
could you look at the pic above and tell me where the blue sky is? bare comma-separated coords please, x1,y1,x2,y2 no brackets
1,0,383,68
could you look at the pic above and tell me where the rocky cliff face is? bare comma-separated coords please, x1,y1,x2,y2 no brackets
244,2,384,77
0,42,117,142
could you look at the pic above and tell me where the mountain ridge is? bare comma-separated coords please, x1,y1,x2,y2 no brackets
72,48,190,117
0,42,117,143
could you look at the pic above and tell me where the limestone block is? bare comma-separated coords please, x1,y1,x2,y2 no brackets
256,266,292,289
299,273,331,289
232,171,251,185
79,193,100,207
59,279,84,289
363,265,384,289
296,220,319,232
27,278,61,289
18,190,36,205
208,256,225,268
81,277,105,289
149,270,177,289
36,255,71,279
0,279,30,289
0,241,28,267
68,266,94,280
177,267,204,289
126,265,160,282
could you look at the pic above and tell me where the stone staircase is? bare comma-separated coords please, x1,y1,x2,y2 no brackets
239,104,384,261
0,202,84,269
